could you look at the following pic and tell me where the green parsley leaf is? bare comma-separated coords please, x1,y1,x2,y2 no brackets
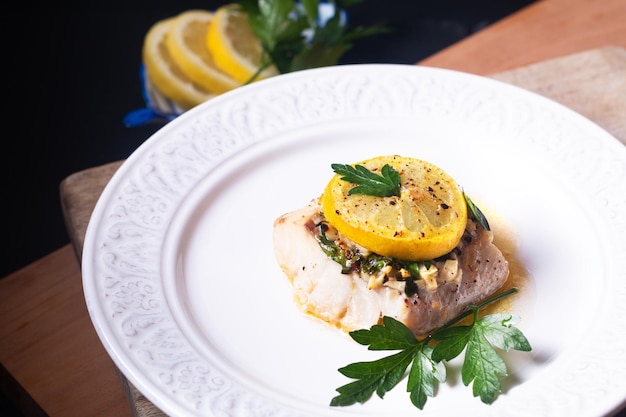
236,0,390,79
331,163,401,197
351,315,420,350
432,313,531,404
408,344,447,409
330,317,444,409
331,288,532,410
430,325,472,361
479,313,532,353
332,349,417,405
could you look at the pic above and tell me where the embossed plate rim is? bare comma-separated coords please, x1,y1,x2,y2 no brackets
82,64,626,417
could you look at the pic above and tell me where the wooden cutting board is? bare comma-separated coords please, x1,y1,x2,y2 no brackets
60,46,626,417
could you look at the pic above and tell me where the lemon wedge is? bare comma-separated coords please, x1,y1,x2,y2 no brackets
206,4,278,84
320,155,468,261
142,17,216,110
166,10,242,94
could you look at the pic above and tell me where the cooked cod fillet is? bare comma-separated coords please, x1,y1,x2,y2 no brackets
273,200,509,336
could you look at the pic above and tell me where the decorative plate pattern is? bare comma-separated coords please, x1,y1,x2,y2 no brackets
83,64,626,417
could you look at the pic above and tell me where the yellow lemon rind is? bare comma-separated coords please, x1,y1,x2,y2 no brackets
206,5,278,84
166,10,242,94
143,18,216,110
320,155,468,261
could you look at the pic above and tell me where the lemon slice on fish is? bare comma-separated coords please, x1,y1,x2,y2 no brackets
320,155,468,261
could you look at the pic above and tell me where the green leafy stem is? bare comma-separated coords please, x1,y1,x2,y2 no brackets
236,0,390,81
330,288,531,410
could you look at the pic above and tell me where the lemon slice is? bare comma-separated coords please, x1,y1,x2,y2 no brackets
206,4,278,84
320,155,468,261
166,10,242,94
143,17,216,110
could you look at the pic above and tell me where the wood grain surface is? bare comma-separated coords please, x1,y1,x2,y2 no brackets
1,0,625,414
8,45,623,417
420,0,626,75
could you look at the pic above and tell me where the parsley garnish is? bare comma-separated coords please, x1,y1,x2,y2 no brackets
331,162,491,231
236,0,389,80
330,288,531,410
331,163,401,197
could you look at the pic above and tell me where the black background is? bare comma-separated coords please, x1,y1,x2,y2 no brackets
2,0,534,281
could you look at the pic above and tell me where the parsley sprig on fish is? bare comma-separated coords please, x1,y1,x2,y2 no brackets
331,161,492,231
330,288,531,409
331,163,401,197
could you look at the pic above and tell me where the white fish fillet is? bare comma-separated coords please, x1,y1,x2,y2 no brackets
273,200,509,336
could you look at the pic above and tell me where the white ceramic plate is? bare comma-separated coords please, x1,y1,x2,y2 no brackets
82,64,626,417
